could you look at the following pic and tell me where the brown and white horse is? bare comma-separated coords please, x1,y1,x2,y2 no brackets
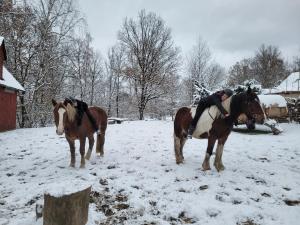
173,89,265,172
52,99,108,168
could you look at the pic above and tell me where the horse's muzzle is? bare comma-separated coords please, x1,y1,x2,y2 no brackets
253,114,265,124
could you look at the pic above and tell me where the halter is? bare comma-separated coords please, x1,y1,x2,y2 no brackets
243,98,258,126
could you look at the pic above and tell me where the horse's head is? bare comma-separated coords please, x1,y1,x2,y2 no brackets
239,88,265,124
52,99,77,135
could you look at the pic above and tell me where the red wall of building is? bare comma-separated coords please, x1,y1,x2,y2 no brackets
0,45,4,80
0,87,17,132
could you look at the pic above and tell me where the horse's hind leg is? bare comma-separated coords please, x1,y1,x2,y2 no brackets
180,138,187,161
174,134,184,164
85,135,95,160
79,137,86,168
96,133,105,156
202,136,216,171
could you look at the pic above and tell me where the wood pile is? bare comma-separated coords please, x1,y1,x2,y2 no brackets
286,97,300,123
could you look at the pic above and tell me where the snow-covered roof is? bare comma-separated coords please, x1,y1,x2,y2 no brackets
261,88,279,94
276,72,300,92
0,67,25,91
258,94,287,107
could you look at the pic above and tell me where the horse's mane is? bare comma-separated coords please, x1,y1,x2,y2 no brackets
230,92,248,119
221,96,232,114
65,103,76,122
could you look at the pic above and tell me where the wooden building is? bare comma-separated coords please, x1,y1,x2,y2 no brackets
0,36,24,132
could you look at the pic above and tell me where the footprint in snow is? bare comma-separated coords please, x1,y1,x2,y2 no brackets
232,198,243,205
206,208,221,217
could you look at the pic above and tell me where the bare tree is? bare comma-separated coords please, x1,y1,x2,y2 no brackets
252,44,288,88
146,72,180,119
118,10,180,120
187,37,211,84
206,62,225,89
227,45,289,88
293,49,300,72
185,37,225,103
31,0,82,126
0,2,37,127
88,51,104,106
227,58,254,87
105,44,126,117
0,0,84,127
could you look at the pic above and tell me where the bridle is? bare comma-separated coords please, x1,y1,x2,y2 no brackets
244,97,261,124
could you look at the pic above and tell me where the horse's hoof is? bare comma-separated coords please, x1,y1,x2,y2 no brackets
176,156,184,164
80,164,85,168
202,166,211,171
69,163,75,168
176,160,183,164
96,150,104,156
214,163,225,172
202,162,211,171
219,165,225,171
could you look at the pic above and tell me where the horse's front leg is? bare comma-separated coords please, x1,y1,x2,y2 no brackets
202,136,216,170
214,136,228,172
214,135,229,172
79,137,87,168
214,144,225,172
85,135,95,160
67,137,75,167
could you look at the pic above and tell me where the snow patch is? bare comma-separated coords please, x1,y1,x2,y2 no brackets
276,72,300,92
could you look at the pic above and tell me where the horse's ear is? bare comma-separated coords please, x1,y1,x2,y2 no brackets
52,99,57,107
247,86,252,94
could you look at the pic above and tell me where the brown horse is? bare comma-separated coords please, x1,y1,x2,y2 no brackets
174,89,265,172
52,99,108,168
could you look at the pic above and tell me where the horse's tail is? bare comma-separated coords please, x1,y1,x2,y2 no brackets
174,107,192,138
173,107,191,164
92,107,107,156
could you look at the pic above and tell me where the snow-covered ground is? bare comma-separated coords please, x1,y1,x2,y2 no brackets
0,121,299,225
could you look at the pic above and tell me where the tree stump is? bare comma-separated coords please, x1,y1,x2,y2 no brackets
43,186,91,225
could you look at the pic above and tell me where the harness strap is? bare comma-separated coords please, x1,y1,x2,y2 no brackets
207,108,216,121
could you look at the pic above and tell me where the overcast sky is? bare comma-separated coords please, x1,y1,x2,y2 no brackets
77,0,300,70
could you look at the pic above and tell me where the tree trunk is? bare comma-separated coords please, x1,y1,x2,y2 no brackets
116,93,119,118
43,186,91,225
139,109,144,120
19,95,27,128
138,104,145,120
